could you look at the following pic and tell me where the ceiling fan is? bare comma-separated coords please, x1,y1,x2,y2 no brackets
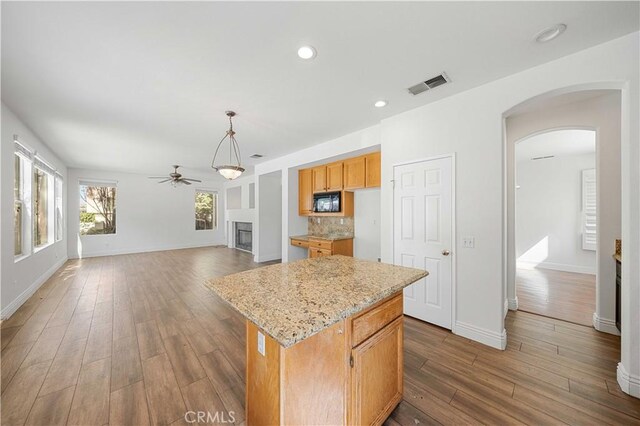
148,165,201,186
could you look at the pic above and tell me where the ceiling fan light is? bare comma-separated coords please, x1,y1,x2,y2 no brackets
216,165,245,180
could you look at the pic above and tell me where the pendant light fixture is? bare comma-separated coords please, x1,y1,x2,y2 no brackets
211,111,245,180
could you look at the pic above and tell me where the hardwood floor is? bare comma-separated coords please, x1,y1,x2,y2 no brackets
1,247,638,425
516,267,596,326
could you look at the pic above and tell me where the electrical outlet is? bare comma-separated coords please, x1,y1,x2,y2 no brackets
462,237,475,248
340,218,344,225
257,331,265,356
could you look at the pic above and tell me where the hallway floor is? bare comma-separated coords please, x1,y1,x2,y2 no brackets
517,267,596,326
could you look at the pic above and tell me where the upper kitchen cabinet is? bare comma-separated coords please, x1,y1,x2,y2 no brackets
299,168,314,216
365,152,381,188
326,162,343,191
312,166,327,193
343,156,366,190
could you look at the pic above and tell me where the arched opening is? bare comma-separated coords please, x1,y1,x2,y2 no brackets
502,84,634,394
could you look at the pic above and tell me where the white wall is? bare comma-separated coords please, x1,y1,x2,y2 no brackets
507,92,622,335
516,152,596,274
1,103,68,318
256,172,282,262
67,168,225,258
354,189,381,262
377,31,638,365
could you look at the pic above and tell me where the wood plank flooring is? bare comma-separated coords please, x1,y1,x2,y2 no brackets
1,246,638,425
516,267,596,326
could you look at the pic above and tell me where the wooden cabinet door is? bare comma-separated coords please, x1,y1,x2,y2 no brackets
298,169,314,216
326,162,344,191
312,166,327,193
365,152,381,188
343,156,366,190
350,317,403,426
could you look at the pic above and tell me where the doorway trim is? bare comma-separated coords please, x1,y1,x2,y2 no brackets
391,153,457,335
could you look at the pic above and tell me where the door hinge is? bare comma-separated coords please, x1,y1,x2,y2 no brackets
349,355,354,368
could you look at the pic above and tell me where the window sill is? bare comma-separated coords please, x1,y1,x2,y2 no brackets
34,242,54,253
14,253,30,264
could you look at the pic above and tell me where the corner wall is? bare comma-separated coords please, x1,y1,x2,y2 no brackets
66,168,226,258
1,103,68,318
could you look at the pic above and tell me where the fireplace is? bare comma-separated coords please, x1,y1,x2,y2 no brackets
235,222,253,252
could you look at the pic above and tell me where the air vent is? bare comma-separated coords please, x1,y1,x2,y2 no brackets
250,154,264,159
407,73,450,95
531,155,555,161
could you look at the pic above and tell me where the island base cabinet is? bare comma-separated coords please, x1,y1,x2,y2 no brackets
245,293,403,426
350,316,403,426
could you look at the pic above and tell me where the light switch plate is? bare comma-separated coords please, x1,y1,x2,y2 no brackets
462,237,475,248
257,331,265,356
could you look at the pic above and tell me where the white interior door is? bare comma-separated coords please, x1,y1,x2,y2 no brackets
393,156,453,329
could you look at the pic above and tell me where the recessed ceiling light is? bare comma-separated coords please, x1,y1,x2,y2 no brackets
297,45,316,60
535,23,567,43
374,100,387,108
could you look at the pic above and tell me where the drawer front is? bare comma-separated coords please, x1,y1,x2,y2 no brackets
352,294,403,347
309,239,333,250
309,247,332,258
291,239,309,248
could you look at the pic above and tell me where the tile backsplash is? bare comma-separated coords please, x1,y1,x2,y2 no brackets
308,217,354,237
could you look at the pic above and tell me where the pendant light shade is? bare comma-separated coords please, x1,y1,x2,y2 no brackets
211,111,245,180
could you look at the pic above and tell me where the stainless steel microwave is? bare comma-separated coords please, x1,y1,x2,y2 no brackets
313,192,341,213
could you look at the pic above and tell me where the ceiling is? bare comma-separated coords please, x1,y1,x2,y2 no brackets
2,2,638,181
516,129,596,163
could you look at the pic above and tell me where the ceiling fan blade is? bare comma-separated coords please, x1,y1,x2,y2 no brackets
181,180,192,185
148,176,168,179
182,178,202,182
157,179,171,183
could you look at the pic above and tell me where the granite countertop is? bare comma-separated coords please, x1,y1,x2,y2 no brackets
290,234,354,241
205,255,427,347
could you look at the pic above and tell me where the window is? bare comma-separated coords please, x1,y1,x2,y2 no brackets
79,182,117,235
195,191,216,230
582,169,596,251
14,154,24,255
55,175,63,241
33,166,52,248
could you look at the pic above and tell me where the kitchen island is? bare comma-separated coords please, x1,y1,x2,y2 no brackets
206,255,427,425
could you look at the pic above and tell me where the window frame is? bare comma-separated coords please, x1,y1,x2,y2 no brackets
55,174,64,242
33,165,54,251
78,181,118,237
195,190,217,231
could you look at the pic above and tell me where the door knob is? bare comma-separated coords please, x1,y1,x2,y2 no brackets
442,249,451,256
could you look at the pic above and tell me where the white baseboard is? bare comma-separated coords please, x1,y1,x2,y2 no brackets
517,260,596,275
592,312,621,336
70,241,226,259
1,257,68,320
617,362,640,398
508,296,519,311
455,321,507,350
254,252,282,263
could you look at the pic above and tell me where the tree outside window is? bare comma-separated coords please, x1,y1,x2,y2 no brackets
34,167,49,247
80,184,116,235
14,154,23,255
195,191,216,230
